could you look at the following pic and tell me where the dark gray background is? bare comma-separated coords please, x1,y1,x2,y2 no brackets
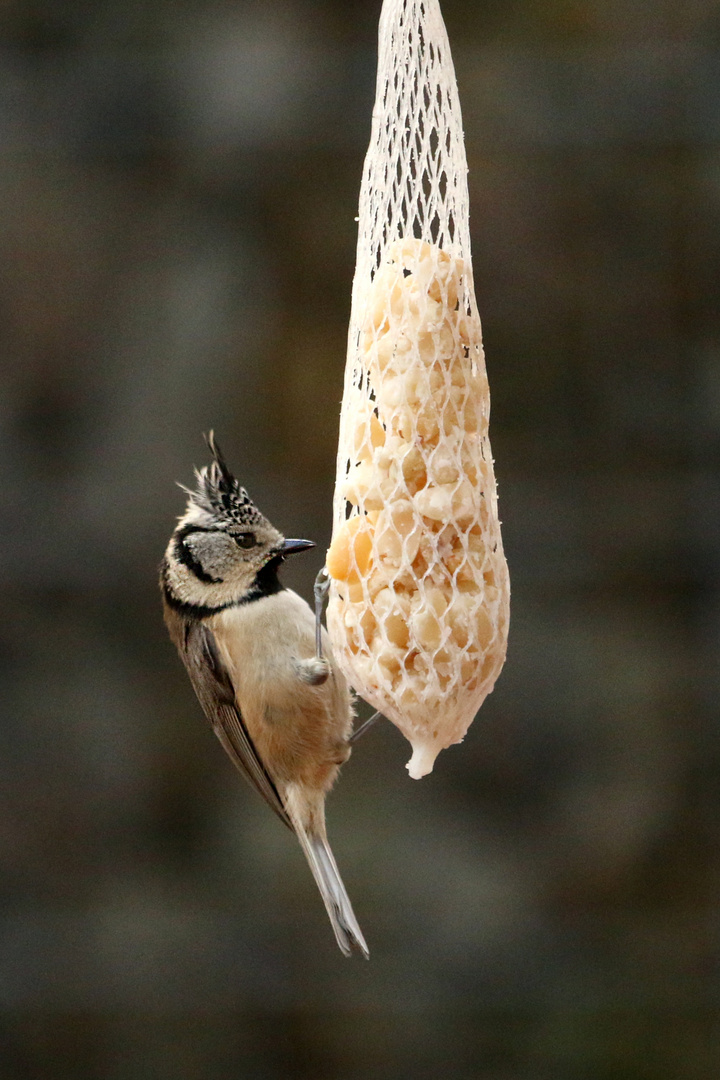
1,0,719,1076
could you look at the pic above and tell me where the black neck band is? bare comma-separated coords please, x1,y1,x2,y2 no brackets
160,555,286,620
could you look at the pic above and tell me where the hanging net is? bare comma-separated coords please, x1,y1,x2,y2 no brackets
326,0,510,778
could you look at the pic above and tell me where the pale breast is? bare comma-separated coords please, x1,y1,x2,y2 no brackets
208,590,353,789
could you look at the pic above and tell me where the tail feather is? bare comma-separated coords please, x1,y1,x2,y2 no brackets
295,827,369,959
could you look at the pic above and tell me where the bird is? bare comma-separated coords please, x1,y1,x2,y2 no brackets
160,433,368,958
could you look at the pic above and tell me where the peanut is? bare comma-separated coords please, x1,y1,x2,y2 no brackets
326,515,373,584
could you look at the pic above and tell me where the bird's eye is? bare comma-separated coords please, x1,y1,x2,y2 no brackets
235,532,256,549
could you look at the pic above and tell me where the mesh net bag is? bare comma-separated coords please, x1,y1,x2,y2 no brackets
326,0,510,778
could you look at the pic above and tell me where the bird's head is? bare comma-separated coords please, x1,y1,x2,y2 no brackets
162,432,314,613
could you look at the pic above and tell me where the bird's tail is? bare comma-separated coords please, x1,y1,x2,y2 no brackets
296,826,369,958
284,785,368,958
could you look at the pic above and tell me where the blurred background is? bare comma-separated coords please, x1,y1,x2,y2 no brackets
1,0,719,1076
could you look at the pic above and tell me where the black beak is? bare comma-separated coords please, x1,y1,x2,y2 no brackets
281,538,316,556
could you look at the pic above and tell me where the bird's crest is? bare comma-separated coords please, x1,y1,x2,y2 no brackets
180,431,264,527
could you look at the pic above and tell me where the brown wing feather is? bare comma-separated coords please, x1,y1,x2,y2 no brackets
178,617,292,830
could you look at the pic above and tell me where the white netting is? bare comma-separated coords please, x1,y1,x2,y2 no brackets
326,0,510,778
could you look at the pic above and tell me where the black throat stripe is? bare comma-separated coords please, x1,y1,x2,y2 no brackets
160,555,286,620
242,555,285,604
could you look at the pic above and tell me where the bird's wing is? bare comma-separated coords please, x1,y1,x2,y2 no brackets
181,620,292,830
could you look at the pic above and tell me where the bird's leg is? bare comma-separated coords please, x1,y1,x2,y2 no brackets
314,567,330,660
294,567,332,686
349,711,382,745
